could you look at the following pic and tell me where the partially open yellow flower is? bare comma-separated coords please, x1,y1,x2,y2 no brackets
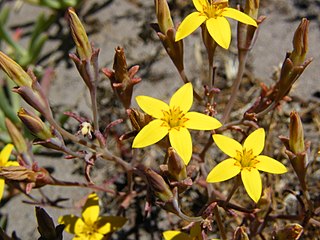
175,0,257,49
132,83,222,165
0,144,19,201
207,128,287,202
59,193,127,240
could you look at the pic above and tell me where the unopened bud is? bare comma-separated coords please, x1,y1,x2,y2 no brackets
143,167,173,202
289,111,305,154
274,223,303,240
290,18,309,66
237,0,261,51
67,7,92,60
244,0,260,19
13,81,51,118
5,118,28,153
155,0,173,34
127,108,152,131
234,226,249,240
0,51,32,87
18,108,53,140
167,147,187,181
102,47,141,109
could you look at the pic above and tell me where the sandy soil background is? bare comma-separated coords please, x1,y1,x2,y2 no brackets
0,0,319,239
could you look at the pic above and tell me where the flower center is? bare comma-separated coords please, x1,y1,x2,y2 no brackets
80,223,98,237
161,106,187,129
235,148,259,169
203,0,228,19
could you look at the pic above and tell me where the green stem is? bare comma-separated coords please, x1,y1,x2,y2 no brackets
221,50,248,124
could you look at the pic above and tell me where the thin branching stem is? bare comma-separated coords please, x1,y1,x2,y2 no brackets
221,50,248,123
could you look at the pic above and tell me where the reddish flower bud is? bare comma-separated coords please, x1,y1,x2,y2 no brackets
167,147,187,181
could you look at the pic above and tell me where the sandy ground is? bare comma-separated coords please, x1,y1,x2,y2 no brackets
1,0,319,239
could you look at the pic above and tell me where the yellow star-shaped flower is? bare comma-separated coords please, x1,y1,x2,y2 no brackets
59,193,127,240
175,0,257,49
207,128,287,202
132,83,222,165
0,144,19,201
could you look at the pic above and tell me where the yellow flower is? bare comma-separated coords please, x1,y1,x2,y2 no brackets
207,128,287,202
0,144,19,201
175,0,257,49
58,193,127,240
132,83,222,165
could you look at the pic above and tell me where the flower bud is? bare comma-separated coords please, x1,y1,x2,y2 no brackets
273,19,312,103
244,0,260,19
233,226,249,240
102,47,141,109
18,108,53,140
290,18,309,66
286,111,309,191
289,111,305,154
127,108,152,131
13,84,51,119
155,0,173,34
139,166,173,202
167,147,187,181
67,7,92,60
237,0,262,51
274,223,303,240
0,51,32,87
5,118,28,153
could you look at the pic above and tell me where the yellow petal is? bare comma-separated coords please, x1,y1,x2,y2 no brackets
5,161,19,167
170,83,193,113
0,179,5,201
184,112,222,130
58,214,79,234
132,119,168,148
255,155,287,174
163,230,192,240
243,128,265,156
212,134,242,158
241,168,262,203
206,158,241,182
222,8,257,27
136,96,169,118
0,144,13,166
206,16,231,49
96,216,127,235
74,218,86,236
169,127,192,165
82,193,100,226
192,0,207,12
175,12,207,41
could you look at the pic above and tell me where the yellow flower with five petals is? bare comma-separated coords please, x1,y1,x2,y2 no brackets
175,0,257,49
207,128,287,202
58,193,127,240
0,144,19,201
132,83,222,165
